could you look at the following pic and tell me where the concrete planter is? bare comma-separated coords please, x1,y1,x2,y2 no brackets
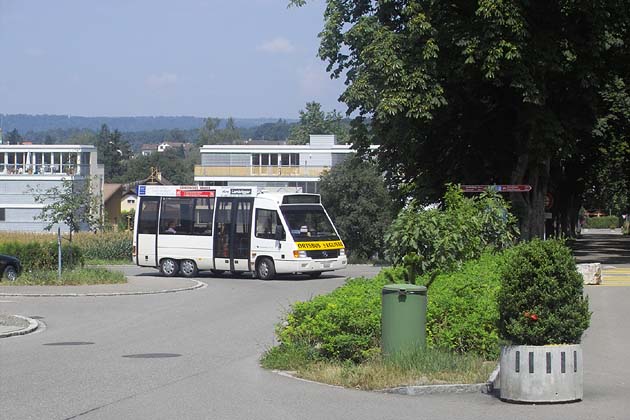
499,344,583,403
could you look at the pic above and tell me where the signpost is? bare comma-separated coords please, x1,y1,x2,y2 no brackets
461,185,532,193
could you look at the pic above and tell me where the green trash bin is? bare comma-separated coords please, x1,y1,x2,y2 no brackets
381,284,427,357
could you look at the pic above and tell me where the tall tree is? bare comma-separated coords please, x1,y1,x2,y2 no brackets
197,117,221,146
288,101,349,144
292,1,630,239
5,129,23,145
319,157,393,259
95,124,132,181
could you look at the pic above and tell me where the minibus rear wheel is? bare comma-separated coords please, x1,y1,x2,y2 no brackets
180,259,198,278
256,257,275,281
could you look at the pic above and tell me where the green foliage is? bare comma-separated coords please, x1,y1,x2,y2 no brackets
424,253,506,359
288,102,349,144
385,185,518,284
118,148,194,185
30,177,102,234
95,124,132,181
319,157,394,259
292,0,630,239
277,274,389,362
497,239,591,345
196,117,241,146
118,210,135,231
73,231,132,261
584,216,621,229
0,241,83,271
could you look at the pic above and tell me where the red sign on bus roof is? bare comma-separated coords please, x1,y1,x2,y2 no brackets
176,189,215,198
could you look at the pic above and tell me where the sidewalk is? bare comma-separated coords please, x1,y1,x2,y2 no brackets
571,229,630,268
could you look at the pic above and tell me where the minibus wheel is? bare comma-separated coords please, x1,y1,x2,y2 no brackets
256,257,275,280
180,259,198,278
308,271,323,279
160,258,179,277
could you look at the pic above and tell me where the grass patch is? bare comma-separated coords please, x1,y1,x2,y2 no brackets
261,344,495,390
3,267,127,286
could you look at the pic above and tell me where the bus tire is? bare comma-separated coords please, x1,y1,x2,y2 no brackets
160,258,179,277
256,258,275,281
180,259,198,278
308,271,323,279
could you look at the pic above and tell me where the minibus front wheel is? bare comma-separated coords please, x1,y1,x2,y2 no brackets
256,257,276,281
160,258,179,277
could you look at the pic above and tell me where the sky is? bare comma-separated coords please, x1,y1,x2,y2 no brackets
0,0,346,119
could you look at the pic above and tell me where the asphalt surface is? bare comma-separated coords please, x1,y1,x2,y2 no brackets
1,235,629,420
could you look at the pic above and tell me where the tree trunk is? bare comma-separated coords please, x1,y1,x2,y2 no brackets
510,152,550,240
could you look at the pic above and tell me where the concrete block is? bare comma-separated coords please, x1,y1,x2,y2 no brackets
576,263,602,285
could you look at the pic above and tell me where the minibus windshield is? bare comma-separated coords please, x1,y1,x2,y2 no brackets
280,205,339,241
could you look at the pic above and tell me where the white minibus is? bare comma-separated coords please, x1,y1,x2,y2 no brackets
133,185,347,279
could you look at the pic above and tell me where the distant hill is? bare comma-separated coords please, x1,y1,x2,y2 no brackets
0,114,292,133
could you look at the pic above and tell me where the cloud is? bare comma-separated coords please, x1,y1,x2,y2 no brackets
257,37,295,54
145,72,178,89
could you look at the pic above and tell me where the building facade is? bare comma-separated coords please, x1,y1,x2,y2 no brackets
0,144,102,232
194,135,356,193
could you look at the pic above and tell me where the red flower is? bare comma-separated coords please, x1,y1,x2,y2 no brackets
530,314,538,321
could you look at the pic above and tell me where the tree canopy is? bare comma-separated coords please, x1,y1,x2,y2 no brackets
292,0,630,238
288,102,349,144
319,157,393,259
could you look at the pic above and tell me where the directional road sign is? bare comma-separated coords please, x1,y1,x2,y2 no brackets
461,184,532,193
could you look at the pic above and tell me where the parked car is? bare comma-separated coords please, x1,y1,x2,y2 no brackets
0,254,22,282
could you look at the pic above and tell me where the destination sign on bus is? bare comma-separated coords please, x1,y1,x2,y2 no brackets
295,240,344,250
176,189,215,198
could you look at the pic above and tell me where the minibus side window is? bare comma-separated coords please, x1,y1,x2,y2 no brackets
138,197,159,234
255,209,285,240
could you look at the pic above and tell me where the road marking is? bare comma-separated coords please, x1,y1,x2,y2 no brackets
601,270,630,286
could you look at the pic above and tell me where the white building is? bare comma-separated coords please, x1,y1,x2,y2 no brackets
194,135,359,193
0,144,102,232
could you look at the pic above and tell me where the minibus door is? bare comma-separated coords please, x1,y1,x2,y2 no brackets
213,198,253,272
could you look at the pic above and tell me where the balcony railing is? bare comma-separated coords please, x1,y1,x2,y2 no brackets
194,165,330,178
0,163,91,176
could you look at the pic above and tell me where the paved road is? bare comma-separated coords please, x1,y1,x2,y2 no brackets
1,239,629,420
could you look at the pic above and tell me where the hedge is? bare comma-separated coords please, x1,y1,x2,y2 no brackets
0,241,83,271
424,252,506,359
584,216,620,229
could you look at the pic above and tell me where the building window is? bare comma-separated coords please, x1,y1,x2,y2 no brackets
253,153,300,167
0,208,5,221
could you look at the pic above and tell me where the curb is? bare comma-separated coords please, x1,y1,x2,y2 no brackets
274,369,495,395
0,315,39,338
0,279,206,298
380,382,492,396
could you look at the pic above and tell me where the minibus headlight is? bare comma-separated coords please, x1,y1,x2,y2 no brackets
339,248,345,257
293,250,307,258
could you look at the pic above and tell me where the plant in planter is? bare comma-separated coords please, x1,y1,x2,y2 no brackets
497,239,591,403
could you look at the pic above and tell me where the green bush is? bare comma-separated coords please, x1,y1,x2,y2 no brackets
73,231,132,260
424,252,506,359
0,241,83,271
497,239,591,345
584,215,620,229
385,185,518,284
277,273,390,362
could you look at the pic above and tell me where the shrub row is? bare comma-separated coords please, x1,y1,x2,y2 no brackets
0,231,133,262
584,215,620,229
0,241,83,271
276,253,508,363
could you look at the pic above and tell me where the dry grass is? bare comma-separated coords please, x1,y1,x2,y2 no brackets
262,344,496,390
